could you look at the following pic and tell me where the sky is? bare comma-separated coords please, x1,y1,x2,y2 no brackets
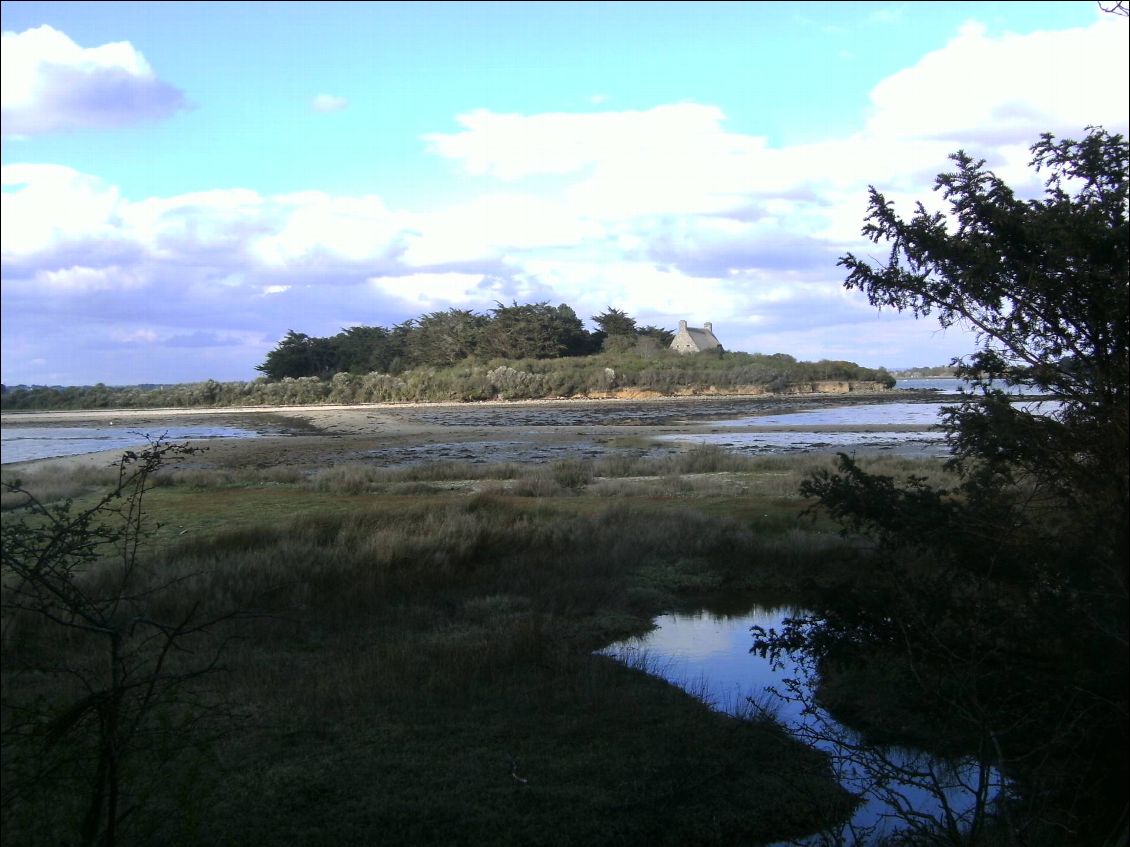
2,1,1127,386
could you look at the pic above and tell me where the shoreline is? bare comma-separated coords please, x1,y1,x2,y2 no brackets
2,391,950,473
0,388,911,423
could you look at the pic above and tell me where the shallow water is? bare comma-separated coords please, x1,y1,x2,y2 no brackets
713,401,947,427
0,424,263,464
893,378,965,392
599,606,1006,845
658,402,950,457
411,392,948,428
658,395,1061,458
894,377,1047,395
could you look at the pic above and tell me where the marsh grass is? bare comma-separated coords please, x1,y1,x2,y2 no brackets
3,470,864,846
141,444,957,513
0,461,120,509
133,443,955,509
311,463,380,494
504,471,566,497
4,446,952,845
157,464,306,489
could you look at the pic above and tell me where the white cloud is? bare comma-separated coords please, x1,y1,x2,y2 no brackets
249,192,408,265
1,164,124,254
122,188,268,254
513,258,743,323
425,104,760,184
866,17,1129,145
3,15,1127,384
35,265,143,292
311,93,348,113
425,14,1127,229
1,25,186,136
368,272,493,310
112,327,159,344
1,169,408,269
400,192,604,266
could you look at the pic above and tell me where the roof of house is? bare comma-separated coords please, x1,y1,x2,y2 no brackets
681,327,719,350
671,320,721,352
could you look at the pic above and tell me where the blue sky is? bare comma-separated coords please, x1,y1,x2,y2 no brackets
2,1,1127,385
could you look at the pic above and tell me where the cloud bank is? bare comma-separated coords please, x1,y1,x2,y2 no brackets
1,25,186,136
2,14,1127,385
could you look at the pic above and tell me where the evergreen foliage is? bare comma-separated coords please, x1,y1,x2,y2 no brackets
780,128,1129,845
1,349,894,411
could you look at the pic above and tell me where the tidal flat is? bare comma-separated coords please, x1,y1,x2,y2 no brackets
1,388,952,469
1,394,958,846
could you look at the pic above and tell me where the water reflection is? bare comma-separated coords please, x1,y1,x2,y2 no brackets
712,402,947,428
599,605,1007,845
0,425,262,464
657,401,949,457
894,377,1049,395
659,396,1063,458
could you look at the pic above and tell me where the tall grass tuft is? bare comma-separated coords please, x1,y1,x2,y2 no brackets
0,462,120,509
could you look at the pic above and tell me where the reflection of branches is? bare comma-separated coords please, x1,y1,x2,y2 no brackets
2,439,242,847
753,588,1128,846
751,625,1009,846
1099,1,1128,17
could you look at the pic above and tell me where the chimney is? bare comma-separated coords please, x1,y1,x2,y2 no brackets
704,321,712,333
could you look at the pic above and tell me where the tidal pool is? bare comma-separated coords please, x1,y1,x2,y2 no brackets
599,605,1007,845
657,402,950,457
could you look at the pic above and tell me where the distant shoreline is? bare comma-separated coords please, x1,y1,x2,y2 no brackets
0,387,934,426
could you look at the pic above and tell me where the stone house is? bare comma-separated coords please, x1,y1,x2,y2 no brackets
670,320,722,354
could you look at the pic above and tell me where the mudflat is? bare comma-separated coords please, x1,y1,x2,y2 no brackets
1,390,947,475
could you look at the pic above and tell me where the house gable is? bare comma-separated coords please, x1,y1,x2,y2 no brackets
670,320,722,354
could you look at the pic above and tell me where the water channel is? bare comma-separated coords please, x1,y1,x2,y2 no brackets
599,605,1007,845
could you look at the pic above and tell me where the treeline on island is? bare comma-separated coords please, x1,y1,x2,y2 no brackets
1,303,894,411
257,304,674,379
887,365,958,378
